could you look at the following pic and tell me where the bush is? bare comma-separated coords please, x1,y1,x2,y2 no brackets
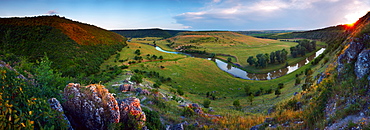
233,100,241,109
275,89,281,97
278,83,284,89
142,108,164,130
295,78,301,85
203,99,211,108
177,89,184,96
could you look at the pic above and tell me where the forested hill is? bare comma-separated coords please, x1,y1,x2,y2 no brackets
0,16,127,76
111,28,185,38
0,15,125,45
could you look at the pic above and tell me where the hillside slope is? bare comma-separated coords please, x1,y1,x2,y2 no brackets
250,11,370,129
0,16,127,76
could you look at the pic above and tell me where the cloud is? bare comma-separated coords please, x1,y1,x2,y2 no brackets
47,10,58,15
174,0,370,30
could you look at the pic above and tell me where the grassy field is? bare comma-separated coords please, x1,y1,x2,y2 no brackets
100,38,186,70
151,31,325,73
101,38,329,113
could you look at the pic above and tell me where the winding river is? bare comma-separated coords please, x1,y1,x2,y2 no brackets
155,46,326,80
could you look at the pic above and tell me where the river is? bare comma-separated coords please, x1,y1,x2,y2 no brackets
155,46,326,80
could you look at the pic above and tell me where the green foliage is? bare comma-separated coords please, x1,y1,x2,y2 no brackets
134,49,141,55
227,57,232,62
182,107,195,117
247,94,254,105
35,55,71,98
177,89,184,96
0,17,127,78
233,100,241,109
131,74,143,84
0,67,68,129
244,85,251,96
295,78,301,85
203,99,212,108
153,82,161,88
278,83,284,89
142,108,164,130
275,89,281,97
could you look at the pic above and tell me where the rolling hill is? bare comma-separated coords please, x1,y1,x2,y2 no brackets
0,15,127,76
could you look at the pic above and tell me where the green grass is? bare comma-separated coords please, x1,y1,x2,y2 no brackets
122,44,327,112
101,35,330,114
100,39,186,70
154,32,327,73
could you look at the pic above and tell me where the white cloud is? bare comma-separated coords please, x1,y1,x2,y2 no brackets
174,0,370,30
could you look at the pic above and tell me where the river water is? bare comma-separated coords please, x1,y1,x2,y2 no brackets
155,46,325,80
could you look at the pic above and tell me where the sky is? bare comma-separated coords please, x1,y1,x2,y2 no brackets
0,0,369,31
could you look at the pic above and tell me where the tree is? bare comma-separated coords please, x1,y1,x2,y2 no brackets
270,52,275,64
233,100,241,110
275,50,281,63
203,99,211,108
247,94,254,105
281,49,288,63
158,56,163,60
247,56,255,66
275,89,281,97
134,49,141,55
264,53,270,64
244,86,251,96
227,57,232,62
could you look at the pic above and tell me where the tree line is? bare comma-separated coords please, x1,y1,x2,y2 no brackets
247,40,317,68
247,49,288,68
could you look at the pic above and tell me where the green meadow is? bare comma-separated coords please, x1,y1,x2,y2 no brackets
102,36,329,112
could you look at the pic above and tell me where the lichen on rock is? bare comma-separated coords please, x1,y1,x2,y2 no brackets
62,83,120,130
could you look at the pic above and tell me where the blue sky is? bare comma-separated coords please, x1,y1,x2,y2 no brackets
0,0,369,30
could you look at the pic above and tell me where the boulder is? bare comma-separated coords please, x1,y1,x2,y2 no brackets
48,98,73,130
119,97,146,127
62,83,120,130
119,84,135,92
355,49,370,80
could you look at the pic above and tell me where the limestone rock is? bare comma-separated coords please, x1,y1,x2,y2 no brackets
337,40,365,72
119,84,135,92
355,49,370,80
119,97,146,126
48,98,73,130
62,83,120,130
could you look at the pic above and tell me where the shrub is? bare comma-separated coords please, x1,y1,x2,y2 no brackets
275,89,281,97
203,99,211,108
295,78,301,85
233,100,241,109
142,108,164,130
278,83,284,89
177,89,184,96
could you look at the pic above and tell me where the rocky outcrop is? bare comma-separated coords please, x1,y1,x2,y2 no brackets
48,98,73,130
355,49,370,80
119,84,136,92
62,83,120,130
119,97,146,126
337,40,365,72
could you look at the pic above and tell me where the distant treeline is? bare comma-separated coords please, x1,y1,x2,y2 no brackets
111,28,186,38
